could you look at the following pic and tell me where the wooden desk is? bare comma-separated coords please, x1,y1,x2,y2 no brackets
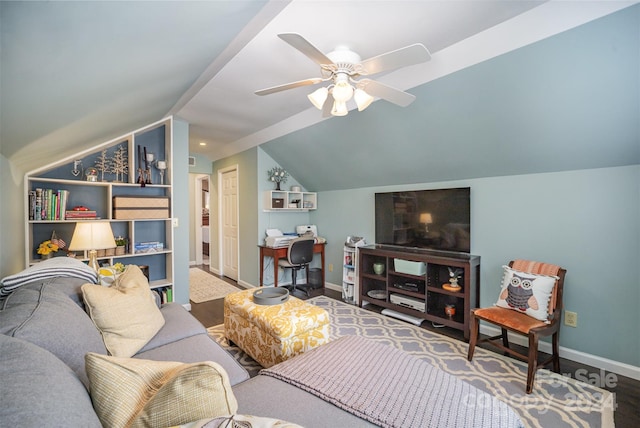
258,243,326,288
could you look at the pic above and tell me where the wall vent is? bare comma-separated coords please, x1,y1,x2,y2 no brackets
188,156,196,167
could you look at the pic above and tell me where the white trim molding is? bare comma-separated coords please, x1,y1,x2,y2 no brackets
479,325,640,381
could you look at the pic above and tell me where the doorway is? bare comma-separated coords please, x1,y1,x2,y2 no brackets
194,174,210,267
218,166,239,281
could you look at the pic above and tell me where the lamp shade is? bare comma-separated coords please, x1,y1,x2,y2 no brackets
69,221,116,251
307,87,329,110
332,73,353,103
420,213,433,224
354,88,374,111
331,100,349,117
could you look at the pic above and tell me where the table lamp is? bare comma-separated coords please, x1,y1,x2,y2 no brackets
69,221,116,272
419,212,433,233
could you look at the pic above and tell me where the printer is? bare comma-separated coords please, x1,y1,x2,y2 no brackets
265,229,295,248
296,225,317,237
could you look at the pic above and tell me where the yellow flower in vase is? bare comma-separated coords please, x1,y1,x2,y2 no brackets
37,240,59,258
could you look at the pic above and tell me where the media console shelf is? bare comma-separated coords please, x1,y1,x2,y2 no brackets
358,245,480,339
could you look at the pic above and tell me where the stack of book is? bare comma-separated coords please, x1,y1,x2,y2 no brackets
65,209,98,220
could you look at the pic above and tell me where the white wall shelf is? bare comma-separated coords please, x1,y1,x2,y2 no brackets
263,190,317,211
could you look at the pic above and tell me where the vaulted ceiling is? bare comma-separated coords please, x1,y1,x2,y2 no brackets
1,1,638,189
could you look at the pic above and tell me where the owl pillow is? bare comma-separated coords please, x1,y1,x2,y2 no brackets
495,266,559,322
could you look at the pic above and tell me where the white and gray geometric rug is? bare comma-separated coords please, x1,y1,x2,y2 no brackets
208,296,614,428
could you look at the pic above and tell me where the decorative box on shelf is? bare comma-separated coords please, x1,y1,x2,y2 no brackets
394,259,426,275
134,241,164,254
272,198,284,208
113,196,170,219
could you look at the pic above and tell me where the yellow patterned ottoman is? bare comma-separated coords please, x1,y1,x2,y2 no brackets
224,289,330,368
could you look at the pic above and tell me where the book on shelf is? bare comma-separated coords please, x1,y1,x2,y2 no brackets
153,287,173,304
65,210,98,219
29,188,69,221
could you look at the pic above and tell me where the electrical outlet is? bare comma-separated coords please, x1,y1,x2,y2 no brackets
565,310,578,327
328,263,334,272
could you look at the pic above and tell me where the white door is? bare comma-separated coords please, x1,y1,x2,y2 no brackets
221,168,239,280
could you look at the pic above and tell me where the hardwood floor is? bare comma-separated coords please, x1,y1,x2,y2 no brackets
189,267,639,427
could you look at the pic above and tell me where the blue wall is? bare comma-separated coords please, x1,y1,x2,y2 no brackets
312,165,639,366
250,6,640,368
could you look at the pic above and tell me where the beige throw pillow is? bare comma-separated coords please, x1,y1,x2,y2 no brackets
85,353,238,428
82,265,165,357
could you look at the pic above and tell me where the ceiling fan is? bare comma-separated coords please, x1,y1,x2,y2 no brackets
255,33,431,117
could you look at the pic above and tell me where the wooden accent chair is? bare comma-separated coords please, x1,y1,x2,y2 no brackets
467,260,567,394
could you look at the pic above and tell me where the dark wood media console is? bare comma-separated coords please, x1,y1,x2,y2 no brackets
358,245,480,339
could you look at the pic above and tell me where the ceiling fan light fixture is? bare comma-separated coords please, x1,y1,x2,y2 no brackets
354,88,374,111
307,87,329,110
332,73,354,103
331,100,348,117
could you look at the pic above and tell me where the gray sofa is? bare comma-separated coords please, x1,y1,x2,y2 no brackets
0,275,372,427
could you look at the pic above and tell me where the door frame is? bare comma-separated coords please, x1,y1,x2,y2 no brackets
217,164,240,280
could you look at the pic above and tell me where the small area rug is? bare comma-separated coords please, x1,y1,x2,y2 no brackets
208,296,614,428
189,268,242,303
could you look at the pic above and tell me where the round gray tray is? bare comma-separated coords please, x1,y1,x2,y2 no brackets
253,287,289,305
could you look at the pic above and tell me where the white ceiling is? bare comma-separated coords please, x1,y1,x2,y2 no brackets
1,1,635,173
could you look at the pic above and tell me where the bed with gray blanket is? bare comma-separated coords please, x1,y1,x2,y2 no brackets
261,335,524,428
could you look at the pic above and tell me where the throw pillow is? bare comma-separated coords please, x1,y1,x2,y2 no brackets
201,414,303,427
82,265,164,357
495,265,559,322
85,353,238,428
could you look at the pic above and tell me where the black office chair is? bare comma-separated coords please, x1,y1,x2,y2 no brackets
278,236,315,296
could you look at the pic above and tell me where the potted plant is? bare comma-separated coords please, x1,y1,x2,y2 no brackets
115,236,127,256
37,240,59,260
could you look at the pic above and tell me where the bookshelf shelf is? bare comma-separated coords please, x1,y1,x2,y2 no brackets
24,117,175,303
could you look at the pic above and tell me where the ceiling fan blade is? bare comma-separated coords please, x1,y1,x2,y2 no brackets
278,33,334,66
360,79,416,107
360,44,431,76
255,78,323,96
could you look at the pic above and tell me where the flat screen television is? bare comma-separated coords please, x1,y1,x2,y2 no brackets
375,187,470,253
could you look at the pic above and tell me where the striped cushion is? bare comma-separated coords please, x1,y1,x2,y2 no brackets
0,257,97,298
85,353,237,428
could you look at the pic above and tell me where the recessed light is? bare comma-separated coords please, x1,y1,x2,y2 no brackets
199,142,207,146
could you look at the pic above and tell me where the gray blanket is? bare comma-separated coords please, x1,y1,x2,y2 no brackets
261,336,524,428
0,257,97,298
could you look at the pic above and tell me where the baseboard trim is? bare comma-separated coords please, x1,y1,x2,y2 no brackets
325,282,341,292
479,325,640,381
236,280,253,289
